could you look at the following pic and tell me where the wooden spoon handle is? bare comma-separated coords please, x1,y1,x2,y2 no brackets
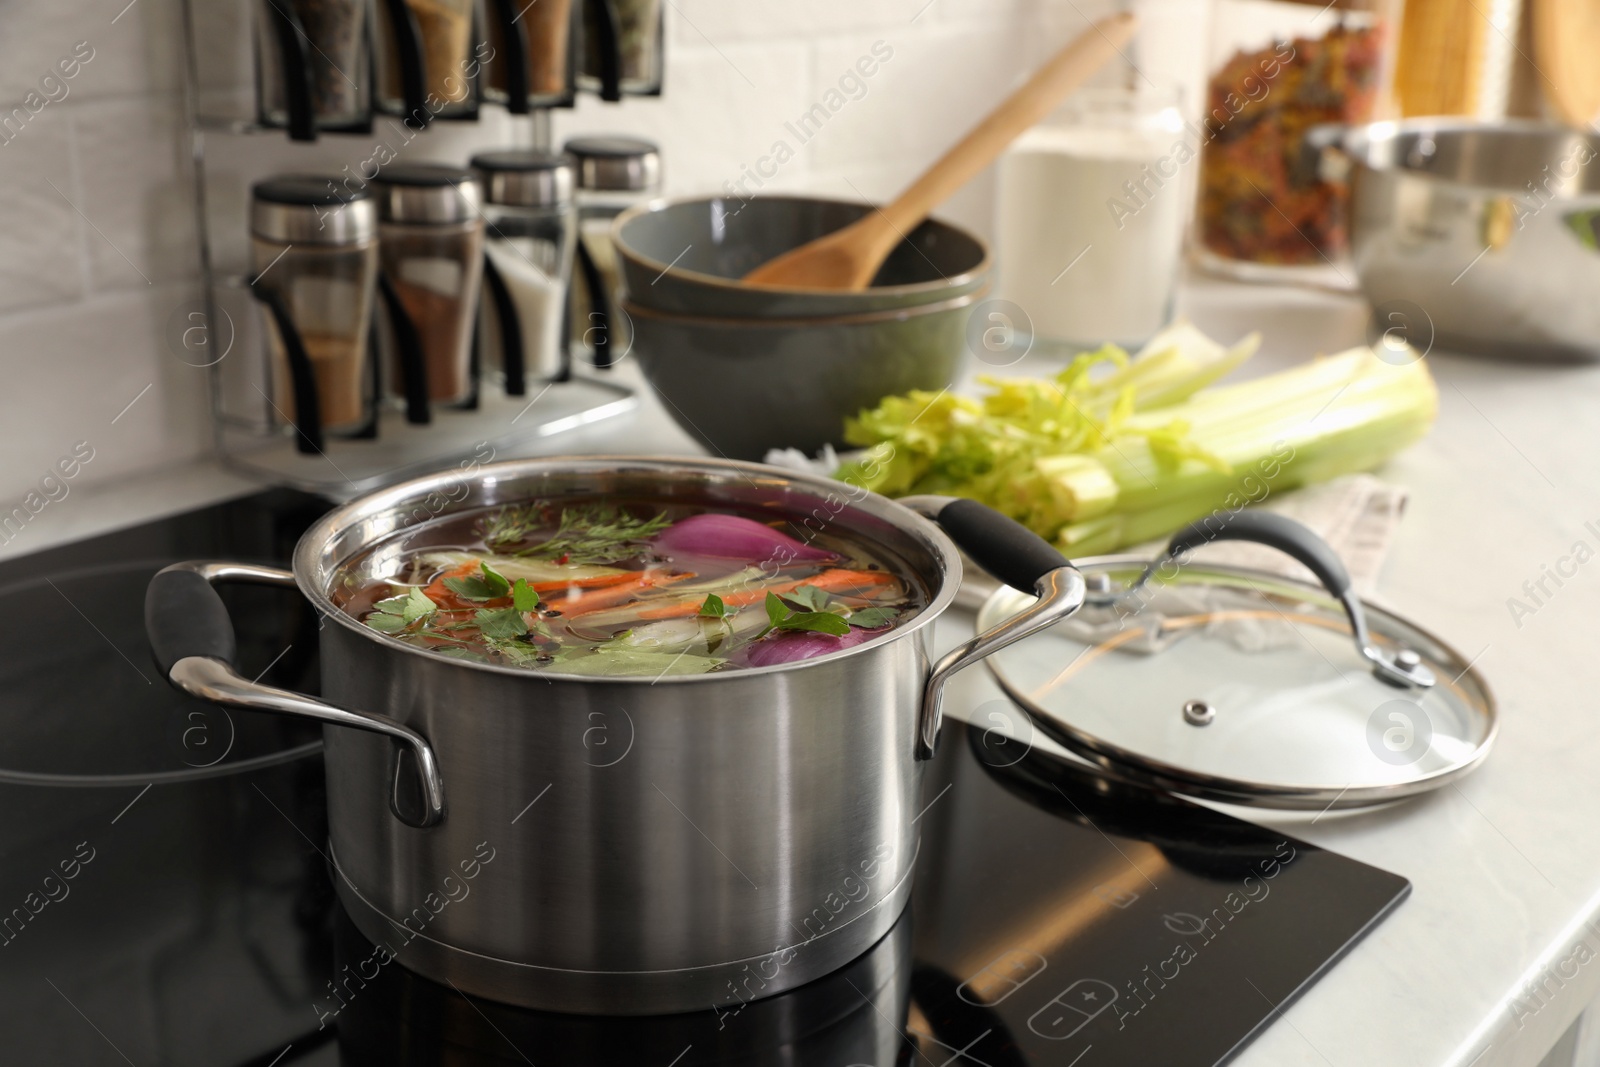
874,12,1140,244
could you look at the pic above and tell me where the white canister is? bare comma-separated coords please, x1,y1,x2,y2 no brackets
997,88,1189,352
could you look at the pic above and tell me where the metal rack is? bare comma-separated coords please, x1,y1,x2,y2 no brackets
177,0,636,498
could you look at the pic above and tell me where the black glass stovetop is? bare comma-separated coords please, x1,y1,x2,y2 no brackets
0,490,1409,1066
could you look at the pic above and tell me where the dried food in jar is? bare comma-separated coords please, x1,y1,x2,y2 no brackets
584,0,662,86
491,0,574,97
1198,24,1384,265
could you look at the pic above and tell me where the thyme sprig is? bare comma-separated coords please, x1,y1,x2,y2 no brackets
481,503,670,565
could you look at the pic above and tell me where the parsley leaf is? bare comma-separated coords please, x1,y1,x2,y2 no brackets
847,607,897,629
480,635,544,666
511,577,540,612
475,606,529,640
780,584,833,613
401,587,439,622
698,593,729,619
764,591,789,629
762,591,852,636
443,561,512,601
780,611,851,635
364,612,408,634
364,587,438,634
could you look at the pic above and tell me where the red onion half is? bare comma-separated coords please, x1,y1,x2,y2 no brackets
744,626,882,667
652,514,836,565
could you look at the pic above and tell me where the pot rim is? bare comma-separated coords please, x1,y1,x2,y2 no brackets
1341,117,1600,198
611,193,994,300
293,455,965,684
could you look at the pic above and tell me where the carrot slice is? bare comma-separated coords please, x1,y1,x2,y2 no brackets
581,568,897,626
544,570,698,616
530,571,639,593
422,560,647,611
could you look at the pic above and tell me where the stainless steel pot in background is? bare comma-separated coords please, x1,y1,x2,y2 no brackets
144,458,1084,1015
1328,119,1600,361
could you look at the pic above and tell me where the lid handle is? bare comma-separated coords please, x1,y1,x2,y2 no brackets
1129,511,1435,690
1167,509,1351,599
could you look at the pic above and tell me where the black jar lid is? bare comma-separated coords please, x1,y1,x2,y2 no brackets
251,175,375,245
562,136,661,192
372,164,482,224
470,150,575,208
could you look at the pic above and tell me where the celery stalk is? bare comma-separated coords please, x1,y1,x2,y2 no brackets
836,331,1438,554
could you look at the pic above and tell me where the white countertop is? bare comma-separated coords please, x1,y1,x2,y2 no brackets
19,279,1600,1066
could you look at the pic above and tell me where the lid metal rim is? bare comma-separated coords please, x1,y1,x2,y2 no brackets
977,552,1499,810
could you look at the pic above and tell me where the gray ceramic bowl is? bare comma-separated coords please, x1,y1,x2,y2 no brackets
612,195,992,317
626,285,987,459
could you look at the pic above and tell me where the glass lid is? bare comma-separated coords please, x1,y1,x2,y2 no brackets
979,542,1496,810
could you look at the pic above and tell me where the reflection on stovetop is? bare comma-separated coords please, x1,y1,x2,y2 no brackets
0,491,1409,1067
902,724,1409,1066
316,720,1407,1067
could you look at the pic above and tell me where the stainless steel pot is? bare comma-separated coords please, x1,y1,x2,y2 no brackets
1328,119,1600,361
144,458,1084,1015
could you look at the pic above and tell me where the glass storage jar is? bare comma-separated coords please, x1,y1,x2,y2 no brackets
579,0,664,98
254,0,371,137
1197,0,1399,282
374,0,484,123
249,177,380,442
472,151,577,393
565,135,660,365
484,0,577,110
997,87,1188,351
373,165,486,415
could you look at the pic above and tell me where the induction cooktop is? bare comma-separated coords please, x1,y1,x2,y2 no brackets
0,489,1409,1066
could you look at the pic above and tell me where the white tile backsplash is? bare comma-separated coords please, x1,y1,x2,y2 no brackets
73,97,197,291
0,119,88,314
0,284,211,507
0,0,1208,502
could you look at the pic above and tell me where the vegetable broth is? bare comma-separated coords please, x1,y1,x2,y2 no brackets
331,498,926,677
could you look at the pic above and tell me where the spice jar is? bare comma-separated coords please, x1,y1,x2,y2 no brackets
254,0,371,139
374,165,486,416
565,136,660,366
998,87,1187,350
472,151,577,393
249,177,379,448
374,0,484,123
579,0,664,98
485,0,577,110
1197,0,1398,280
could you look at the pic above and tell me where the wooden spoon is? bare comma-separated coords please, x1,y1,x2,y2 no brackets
742,12,1139,291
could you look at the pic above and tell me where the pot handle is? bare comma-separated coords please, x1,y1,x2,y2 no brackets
144,562,446,828
900,497,1087,760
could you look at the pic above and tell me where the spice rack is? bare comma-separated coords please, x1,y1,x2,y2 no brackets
178,0,641,499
